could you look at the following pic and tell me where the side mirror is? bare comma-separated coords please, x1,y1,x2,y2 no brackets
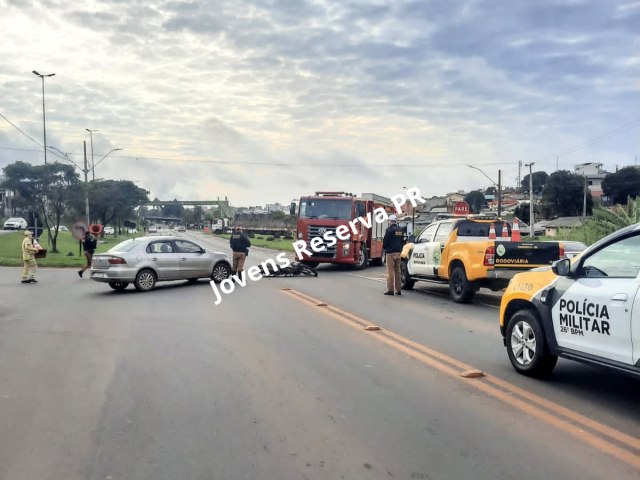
290,202,296,216
407,235,416,243
552,258,571,276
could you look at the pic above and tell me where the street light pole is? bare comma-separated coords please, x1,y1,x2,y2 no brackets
86,128,98,180
32,71,55,165
84,141,90,225
467,165,502,217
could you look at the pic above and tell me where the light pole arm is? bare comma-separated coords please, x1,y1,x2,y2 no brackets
46,146,83,172
467,165,502,218
93,148,123,168
467,165,497,187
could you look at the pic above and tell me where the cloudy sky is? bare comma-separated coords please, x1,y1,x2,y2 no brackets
1,0,639,207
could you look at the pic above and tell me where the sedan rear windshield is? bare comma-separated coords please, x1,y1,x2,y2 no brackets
108,239,139,252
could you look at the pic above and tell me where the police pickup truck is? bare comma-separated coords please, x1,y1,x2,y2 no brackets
401,218,562,303
500,223,640,378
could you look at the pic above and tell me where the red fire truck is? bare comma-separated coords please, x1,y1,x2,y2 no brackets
290,192,394,269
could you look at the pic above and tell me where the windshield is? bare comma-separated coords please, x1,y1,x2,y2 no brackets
299,199,353,220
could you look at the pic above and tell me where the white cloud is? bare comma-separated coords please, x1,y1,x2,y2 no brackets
1,0,639,206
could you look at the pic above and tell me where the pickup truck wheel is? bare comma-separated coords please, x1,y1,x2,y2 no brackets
449,266,475,303
400,260,415,290
353,246,368,269
506,310,557,378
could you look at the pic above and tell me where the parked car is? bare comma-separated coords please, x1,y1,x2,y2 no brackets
560,241,587,259
49,225,69,232
148,226,158,233
3,217,28,230
90,235,232,292
103,226,115,235
128,228,138,234
177,226,186,232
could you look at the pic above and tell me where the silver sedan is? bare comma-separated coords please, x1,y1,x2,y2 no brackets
90,235,232,292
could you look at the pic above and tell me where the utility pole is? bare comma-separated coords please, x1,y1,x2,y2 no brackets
517,160,522,191
84,141,90,225
525,162,535,236
86,128,98,181
497,169,502,218
583,173,588,219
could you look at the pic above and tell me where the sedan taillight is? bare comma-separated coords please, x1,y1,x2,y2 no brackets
108,256,127,265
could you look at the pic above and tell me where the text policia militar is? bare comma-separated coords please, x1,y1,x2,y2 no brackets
210,187,428,305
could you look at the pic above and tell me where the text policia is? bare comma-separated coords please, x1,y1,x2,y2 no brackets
210,187,427,305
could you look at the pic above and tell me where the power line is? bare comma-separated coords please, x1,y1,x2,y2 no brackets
2,110,639,169
534,118,640,167
0,112,45,149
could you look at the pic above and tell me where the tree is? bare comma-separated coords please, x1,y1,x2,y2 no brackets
514,203,530,224
601,166,640,205
521,171,549,194
541,170,592,218
68,180,149,229
2,161,80,252
484,186,497,196
463,190,486,214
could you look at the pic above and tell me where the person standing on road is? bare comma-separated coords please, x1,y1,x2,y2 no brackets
230,227,251,278
78,231,97,278
21,230,39,284
382,214,405,296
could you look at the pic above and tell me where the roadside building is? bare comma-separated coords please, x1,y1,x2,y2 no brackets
574,162,608,200
540,216,584,237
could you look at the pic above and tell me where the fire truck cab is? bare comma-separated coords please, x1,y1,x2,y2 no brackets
291,192,393,269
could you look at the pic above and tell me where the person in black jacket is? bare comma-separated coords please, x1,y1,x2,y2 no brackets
230,227,251,277
78,231,97,278
382,214,405,296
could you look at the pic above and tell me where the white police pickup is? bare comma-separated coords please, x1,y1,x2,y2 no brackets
500,222,640,378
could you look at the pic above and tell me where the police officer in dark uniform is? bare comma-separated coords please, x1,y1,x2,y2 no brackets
78,231,97,278
230,227,251,277
382,214,405,296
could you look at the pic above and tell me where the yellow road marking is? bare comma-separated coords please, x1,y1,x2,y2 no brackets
282,288,640,470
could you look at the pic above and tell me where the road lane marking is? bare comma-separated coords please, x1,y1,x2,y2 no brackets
282,288,640,469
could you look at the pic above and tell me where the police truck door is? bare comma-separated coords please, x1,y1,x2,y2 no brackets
408,223,437,276
551,233,640,365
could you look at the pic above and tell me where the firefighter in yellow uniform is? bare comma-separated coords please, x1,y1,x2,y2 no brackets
21,230,39,284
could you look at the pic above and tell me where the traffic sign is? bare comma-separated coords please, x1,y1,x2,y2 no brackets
72,221,88,240
454,201,470,215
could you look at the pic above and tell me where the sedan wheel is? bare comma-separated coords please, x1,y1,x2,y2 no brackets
211,262,231,283
134,269,157,292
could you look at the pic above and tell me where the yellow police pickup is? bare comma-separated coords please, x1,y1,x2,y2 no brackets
400,218,562,303
500,223,640,378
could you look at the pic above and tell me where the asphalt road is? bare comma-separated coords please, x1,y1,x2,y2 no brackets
0,231,638,480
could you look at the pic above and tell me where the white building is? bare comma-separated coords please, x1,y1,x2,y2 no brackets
574,162,607,198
